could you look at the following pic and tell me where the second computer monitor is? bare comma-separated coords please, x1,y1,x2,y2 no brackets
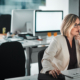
33,10,63,36
11,9,34,34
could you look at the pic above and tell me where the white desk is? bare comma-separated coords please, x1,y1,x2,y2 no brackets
5,68,80,80
62,68,80,80
0,38,52,76
20,39,51,75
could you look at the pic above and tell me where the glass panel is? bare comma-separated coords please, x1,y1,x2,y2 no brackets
0,0,46,14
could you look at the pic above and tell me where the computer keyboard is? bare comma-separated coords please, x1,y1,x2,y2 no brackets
26,35,38,40
8,37,24,41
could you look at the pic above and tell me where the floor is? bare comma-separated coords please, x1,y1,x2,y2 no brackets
25,63,39,76
24,46,47,76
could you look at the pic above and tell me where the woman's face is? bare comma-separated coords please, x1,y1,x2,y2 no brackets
70,18,80,36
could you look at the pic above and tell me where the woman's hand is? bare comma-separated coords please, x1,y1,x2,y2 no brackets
75,27,80,45
49,69,61,78
75,35,80,45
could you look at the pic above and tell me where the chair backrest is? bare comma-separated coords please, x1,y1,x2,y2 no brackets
0,14,11,33
0,41,25,80
38,49,45,73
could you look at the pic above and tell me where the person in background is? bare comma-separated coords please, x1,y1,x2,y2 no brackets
40,14,80,78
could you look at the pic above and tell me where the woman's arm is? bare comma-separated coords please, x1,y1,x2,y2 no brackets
41,37,61,73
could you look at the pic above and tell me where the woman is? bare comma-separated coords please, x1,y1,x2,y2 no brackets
40,14,80,78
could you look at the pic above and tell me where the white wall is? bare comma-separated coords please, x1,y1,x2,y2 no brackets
39,0,69,18
69,0,79,16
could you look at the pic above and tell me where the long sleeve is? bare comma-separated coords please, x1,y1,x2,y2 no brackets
41,37,61,73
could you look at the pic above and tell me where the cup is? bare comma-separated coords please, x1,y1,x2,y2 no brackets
2,27,6,34
47,32,51,37
54,32,57,36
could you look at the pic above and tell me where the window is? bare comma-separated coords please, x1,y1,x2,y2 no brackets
0,0,46,14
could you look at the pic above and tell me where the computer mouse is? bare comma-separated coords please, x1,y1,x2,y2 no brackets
57,74,65,80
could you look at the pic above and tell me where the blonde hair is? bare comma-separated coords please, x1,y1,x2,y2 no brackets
60,14,79,37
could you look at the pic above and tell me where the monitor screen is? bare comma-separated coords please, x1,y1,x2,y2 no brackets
33,10,63,36
11,9,34,34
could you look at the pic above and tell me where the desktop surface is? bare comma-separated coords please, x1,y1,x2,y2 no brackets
0,36,52,47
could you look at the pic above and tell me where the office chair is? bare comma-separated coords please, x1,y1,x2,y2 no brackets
0,14,11,33
38,49,45,73
0,41,25,80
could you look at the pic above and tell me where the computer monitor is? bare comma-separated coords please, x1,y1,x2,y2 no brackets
11,9,34,34
33,10,63,37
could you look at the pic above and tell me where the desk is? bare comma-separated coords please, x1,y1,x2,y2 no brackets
5,68,80,80
19,39,51,75
0,37,51,76
0,34,6,39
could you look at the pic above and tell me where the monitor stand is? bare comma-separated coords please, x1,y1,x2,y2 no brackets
38,36,47,40
38,36,54,40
